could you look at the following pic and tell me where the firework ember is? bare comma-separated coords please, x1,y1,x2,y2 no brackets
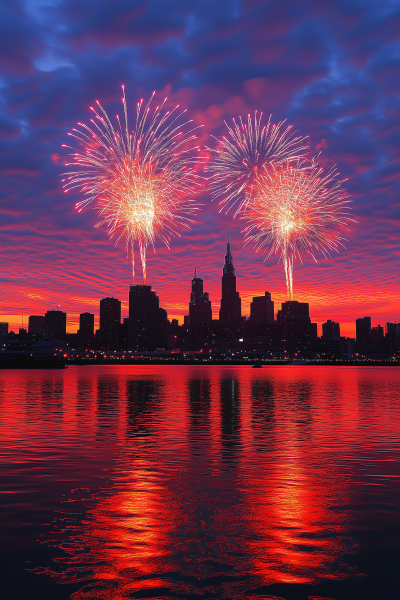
207,112,308,215
62,87,202,281
242,158,353,299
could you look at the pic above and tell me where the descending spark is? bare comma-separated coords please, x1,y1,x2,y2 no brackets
242,158,353,299
207,112,308,215
62,87,203,281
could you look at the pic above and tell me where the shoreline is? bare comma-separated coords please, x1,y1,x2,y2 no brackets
1,358,399,369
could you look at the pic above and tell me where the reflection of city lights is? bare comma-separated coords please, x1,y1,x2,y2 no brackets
12,366,369,598
50,462,180,599
245,370,352,584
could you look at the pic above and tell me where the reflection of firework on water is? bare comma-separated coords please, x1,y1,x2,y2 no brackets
242,158,353,299
207,112,308,215
62,87,202,281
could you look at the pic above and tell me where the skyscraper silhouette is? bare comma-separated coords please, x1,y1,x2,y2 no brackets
219,230,241,330
385,322,399,353
250,292,274,324
100,297,121,350
322,319,340,340
371,324,384,343
128,285,167,350
0,322,8,340
45,309,66,342
119,318,129,351
28,315,45,337
79,312,94,349
279,301,311,340
189,270,212,339
356,316,371,343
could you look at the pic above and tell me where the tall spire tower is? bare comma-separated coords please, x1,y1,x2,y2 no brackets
219,230,241,329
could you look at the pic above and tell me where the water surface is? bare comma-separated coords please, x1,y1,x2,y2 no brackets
1,365,399,599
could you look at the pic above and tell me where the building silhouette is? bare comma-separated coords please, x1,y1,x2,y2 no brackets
219,231,241,332
169,318,180,334
279,301,312,340
386,322,399,354
189,270,212,339
0,322,8,340
371,324,384,343
118,318,129,351
79,312,94,349
250,292,274,324
356,316,371,343
5,231,399,358
28,315,45,338
322,319,340,340
45,309,66,342
100,297,121,350
128,285,167,350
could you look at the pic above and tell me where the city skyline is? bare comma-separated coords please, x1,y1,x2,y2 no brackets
1,2,399,339
1,5,400,598
1,233,396,341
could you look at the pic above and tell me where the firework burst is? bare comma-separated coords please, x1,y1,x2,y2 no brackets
62,87,203,281
242,158,353,299
207,112,308,215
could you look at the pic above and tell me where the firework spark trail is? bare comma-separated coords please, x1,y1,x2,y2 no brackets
62,87,203,281
242,158,353,299
207,112,308,216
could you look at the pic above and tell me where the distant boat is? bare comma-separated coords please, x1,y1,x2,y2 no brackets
252,363,263,368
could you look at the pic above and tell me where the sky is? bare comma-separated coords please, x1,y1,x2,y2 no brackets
0,0,399,337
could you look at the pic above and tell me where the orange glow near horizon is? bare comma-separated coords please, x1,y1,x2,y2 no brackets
1,213,398,341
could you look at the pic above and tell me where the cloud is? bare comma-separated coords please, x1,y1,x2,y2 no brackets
0,0,399,335
316,138,328,150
